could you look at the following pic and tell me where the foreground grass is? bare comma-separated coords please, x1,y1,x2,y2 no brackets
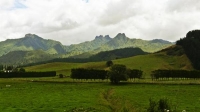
0,78,200,112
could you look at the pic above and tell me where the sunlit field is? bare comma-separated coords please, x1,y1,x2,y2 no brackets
25,53,193,78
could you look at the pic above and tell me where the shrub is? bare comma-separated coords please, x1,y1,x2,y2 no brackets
106,60,113,67
59,74,64,78
147,98,171,112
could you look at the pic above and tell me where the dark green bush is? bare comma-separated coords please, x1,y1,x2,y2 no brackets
147,98,171,112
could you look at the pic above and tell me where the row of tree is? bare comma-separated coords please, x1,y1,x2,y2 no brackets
71,68,108,81
0,65,26,73
0,71,56,78
151,69,200,80
70,64,143,84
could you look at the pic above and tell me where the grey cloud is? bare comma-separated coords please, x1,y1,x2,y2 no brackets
98,0,138,26
166,0,200,12
0,0,200,45
32,19,79,33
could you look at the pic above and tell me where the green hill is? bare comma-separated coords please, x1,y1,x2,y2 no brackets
89,47,148,61
93,33,173,53
0,50,56,65
25,45,193,78
0,34,66,56
64,35,112,57
41,47,148,64
0,33,173,65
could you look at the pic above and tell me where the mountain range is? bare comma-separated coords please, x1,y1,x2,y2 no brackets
0,33,174,65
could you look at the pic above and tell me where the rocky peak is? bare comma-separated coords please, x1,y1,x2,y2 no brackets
116,33,126,37
25,33,36,37
95,35,111,41
105,35,111,40
24,34,42,40
95,35,104,39
114,33,128,40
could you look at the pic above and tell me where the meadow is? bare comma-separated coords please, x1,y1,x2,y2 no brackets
25,53,193,79
2,52,196,112
0,78,200,112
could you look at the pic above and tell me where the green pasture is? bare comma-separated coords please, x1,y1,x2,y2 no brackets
25,53,193,78
0,78,200,112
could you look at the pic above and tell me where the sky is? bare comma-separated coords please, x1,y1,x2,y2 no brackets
0,0,200,45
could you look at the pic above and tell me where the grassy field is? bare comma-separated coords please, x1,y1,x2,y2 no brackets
25,53,193,78
18,52,198,111
0,78,200,112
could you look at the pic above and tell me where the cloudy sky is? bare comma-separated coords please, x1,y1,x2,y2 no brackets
0,0,200,45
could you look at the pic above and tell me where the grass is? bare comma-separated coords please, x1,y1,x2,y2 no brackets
25,53,193,78
0,78,200,112
20,52,197,111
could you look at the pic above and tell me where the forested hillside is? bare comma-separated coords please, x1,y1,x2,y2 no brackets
176,30,200,70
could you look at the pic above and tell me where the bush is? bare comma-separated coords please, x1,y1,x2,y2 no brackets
106,60,113,67
19,68,25,72
147,98,171,112
59,74,64,78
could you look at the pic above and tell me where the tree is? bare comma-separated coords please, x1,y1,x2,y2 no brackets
0,65,3,71
59,74,64,78
6,66,13,71
19,68,26,72
108,64,128,84
106,60,113,67
12,68,18,72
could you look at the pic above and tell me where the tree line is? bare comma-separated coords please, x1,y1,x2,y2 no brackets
151,69,200,80
71,68,108,81
0,71,56,78
70,65,143,84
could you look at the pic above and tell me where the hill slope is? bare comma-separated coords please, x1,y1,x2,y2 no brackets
93,33,173,53
64,35,112,57
0,33,173,65
25,45,193,78
89,47,148,61
0,34,66,56
23,47,148,65
0,50,56,65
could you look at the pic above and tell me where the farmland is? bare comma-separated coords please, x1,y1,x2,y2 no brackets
1,48,197,112
25,53,193,78
0,78,200,112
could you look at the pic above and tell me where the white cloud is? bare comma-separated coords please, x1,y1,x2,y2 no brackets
0,0,14,9
0,0,200,44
